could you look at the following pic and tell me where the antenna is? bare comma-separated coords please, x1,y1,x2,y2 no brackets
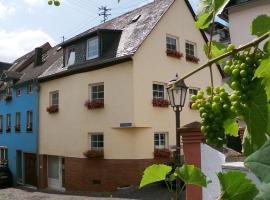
99,6,111,23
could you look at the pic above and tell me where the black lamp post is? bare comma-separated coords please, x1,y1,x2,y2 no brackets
167,75,188,199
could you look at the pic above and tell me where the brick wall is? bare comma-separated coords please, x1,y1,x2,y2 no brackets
64,157,172,192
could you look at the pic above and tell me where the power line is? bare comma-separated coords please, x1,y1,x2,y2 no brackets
99,6,111,23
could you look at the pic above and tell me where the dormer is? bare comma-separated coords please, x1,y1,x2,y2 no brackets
62,29,122,68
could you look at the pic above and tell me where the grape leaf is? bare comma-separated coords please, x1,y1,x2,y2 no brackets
245,139,270,183
223,118,239,137
250,15,270,37
175,164,209,187
204,41,227,63
214,0,230,14
242,80,269,156
243,128,255,157
254,183,270,200
195,11,214,29
263,40,270,53
140,164,172,188
217,171,259,200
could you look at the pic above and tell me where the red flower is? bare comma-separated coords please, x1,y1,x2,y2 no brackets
154,149,171,158
152,98,170,107
83,150,104,159
186,54,200,63
85,99,104,109
166,49,183,59
46,105,59,114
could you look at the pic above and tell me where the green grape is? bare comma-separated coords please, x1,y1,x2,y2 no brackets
232,69,240,77
191,95,197,101
227,44,235,52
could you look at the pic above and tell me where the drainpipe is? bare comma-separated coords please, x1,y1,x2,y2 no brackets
34,79,40,189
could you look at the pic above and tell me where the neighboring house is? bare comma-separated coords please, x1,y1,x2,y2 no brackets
37,0,223,192
0,42,62,187
204,22,230,44
220,0,270,46
0,62,12,74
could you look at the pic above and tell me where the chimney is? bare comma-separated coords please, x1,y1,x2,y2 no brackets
34,48,43,66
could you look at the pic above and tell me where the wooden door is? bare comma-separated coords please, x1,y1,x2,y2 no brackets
24,153,37,186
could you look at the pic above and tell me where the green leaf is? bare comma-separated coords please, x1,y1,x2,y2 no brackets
140,164,172,188
242,80,269,156
251,15,270,37
243,128,256,157
217,171,259,200
254,183,270,200
195,11,214,29
263,40,270,53
204,41,227,62
214,0,230,14
175,164,209,187
245,139,270,183
255,56,270,79
223,118,239,137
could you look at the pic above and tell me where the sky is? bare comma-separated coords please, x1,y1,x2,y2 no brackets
0,0,200,63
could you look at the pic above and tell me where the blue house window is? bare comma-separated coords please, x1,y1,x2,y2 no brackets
6,114,11,133
0,115,2,133
16,89,21,97
26,111,33,132
15,112,21,132
27,85,33,94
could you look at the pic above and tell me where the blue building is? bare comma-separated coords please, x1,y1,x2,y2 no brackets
0,42,59,186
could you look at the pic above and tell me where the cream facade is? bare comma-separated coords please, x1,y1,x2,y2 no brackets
39,0,223,161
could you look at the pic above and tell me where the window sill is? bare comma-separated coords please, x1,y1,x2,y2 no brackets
85,100,104,109
47,105,59,114
153,148,172,158
166,49,183,59
83,150,104,159
152,99,170,108
186,55,200,64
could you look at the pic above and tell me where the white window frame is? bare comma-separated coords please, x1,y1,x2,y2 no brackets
153,82,166,100
166,35,179,51
89,83,104,101
15,112,21,127
26,110,33,130
0,147,8,160
16,88,21,97
189,87,200,101
154,132,168,149
66,46,76,66
27,85,33,94
50,91,59,106
86,36,99,60
0,115,3,131
6,114,11,128
89,133,104,151
185,41,197,57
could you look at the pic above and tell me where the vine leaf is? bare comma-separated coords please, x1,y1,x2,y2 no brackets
195,11,214,29
223,118,239,137
242,80,269,156
254,183,270,200
139,164,172,188
217,171,259,200
245,139,270,183
250,15,270,37
263,40,270,53
175,164,209,187
204,41,227,63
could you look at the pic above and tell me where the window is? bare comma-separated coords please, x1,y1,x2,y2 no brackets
16,89,21,97
189,87,199,101
166,35,178,51
66,47,75,66
6,114,11,133
15,112,21,132
154,132,168,149
185,41,196,57
6,87,11,96
153,83,165,99
0,147,8,161
89,133,104,151
27,85,33,94
0,115,3,133
86,37,99,60
26,111,33,132
50,91,59,106
90,84,104,101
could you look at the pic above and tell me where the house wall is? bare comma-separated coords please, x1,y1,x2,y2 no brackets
0,83,38,182
229,0,270,46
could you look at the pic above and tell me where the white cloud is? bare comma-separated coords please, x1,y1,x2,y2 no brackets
0,2,16,19
23,0,45,7
0,29,55,63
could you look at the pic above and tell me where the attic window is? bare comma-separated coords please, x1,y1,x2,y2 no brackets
132,15,141,23
86,37,99,60
66,47,75,67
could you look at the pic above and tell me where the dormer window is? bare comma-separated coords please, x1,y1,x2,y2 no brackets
86,36,99,60
66,47,75,67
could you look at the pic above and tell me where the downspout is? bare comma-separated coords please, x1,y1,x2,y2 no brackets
34,78,40,189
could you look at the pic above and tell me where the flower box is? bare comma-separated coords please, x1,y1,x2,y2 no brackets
186,54,200,64
4,95,12,102
154,149,171,158
83,150,104,159
85,100,104,109
15,125,21,132
46,105,59,114
6,126,11,133
166,49,183,59
152,98,170,107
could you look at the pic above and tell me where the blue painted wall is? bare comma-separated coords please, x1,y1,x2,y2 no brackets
0,82,38,182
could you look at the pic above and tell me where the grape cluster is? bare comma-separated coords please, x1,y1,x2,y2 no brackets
191,87,233,147
223,50,264,115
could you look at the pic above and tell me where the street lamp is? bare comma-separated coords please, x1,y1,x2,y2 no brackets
167,74,188,199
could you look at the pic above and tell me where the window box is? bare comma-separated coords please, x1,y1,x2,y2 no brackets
15,125,21,132
6,126,11,133
166,49,183,59
85,99,104,109
152,98,170,107
4,95,12,102
83,150,104,159
46,105,59,114
186,54,199,64
154,149,171,158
